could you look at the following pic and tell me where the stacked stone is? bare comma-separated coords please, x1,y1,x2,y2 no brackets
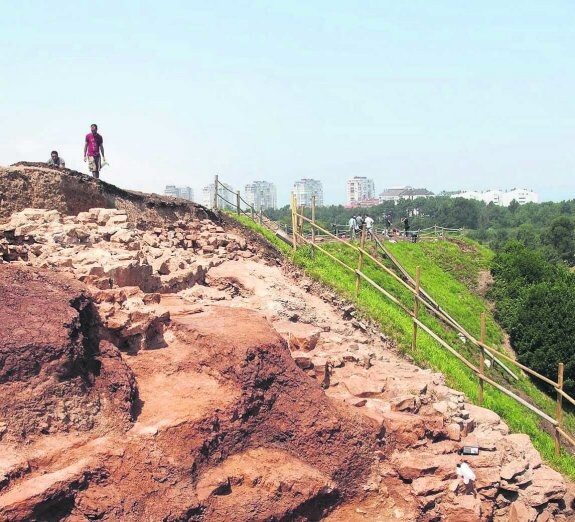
276,318,570,521
0,209,256,292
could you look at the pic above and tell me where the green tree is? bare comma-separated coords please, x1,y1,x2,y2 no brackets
544,216,575,265
511,280,575,395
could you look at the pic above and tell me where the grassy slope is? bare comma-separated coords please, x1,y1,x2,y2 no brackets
231,214,575,478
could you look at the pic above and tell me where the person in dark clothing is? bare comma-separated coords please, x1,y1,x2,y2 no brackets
385,215,392,237
402,217,410,237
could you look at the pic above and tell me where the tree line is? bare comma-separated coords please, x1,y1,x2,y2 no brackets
267,197,575,264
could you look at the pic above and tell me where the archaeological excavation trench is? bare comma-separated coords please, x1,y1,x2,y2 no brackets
0,165,572,521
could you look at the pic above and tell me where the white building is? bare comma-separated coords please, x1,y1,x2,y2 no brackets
202,182,236,210
293,178,323,207
451,188,538,206
164,185,194,202
501,188,539,206
244,181,277,210
378,186,434,204
346,176,375,206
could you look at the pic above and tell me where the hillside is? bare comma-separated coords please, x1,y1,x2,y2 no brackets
260,218,575,479
0,165,572,521
234,215,575,491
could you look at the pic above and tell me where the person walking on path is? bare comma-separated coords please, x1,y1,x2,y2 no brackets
385,215,392,237
84,123,106,179
355,214,363,234
47,150,65,168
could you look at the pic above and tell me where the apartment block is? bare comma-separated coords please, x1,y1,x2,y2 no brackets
346,176,375,206
452,188,538,206
292,178,323,207
164,185,194,201
244,181,277,210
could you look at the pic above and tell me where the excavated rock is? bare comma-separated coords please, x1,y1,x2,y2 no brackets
0,164,212,226
0,264,136,442
1,167,574,521
0,304,377,521
0,207,249,293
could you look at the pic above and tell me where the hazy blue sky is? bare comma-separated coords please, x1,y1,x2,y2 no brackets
1,1,573,205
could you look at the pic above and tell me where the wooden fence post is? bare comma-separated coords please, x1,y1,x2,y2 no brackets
311,195,316,244
259,209,263,225
291,193,297,251
251,205,255,221
355,224,367,298
411,266,421,350
213,174,219,210
555,362,564,456
236,191,240,215
479,312,486,405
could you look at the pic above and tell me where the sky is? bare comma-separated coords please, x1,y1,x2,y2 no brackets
0,1,573,206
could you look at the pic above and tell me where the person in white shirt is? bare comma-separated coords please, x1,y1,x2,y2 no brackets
456,462,476,496
348,216,357,240
364,214,374,239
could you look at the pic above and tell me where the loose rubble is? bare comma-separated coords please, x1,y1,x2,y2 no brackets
1,207,256,293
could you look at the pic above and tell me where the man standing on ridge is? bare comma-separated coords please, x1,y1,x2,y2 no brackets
84,123,106,179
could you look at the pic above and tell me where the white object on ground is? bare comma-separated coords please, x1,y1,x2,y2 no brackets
456,462,476,484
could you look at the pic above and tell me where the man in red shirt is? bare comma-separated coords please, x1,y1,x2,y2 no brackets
83,123,106,178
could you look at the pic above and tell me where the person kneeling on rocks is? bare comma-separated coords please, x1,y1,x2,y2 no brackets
456,462,476,496
47,150,65,168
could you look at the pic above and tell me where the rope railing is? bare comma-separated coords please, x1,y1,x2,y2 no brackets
289,193,574,456
210,177,573,455
371,232,518,381
326,223,464,241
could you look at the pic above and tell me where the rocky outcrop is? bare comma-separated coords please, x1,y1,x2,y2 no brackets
0,301,377,521
0,264,135,442
0,164,212,225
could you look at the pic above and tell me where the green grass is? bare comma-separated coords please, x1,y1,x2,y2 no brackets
229,214,575,478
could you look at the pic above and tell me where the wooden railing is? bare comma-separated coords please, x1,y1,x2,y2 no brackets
212,175,293,245
287,192,575,456
212,177,575,454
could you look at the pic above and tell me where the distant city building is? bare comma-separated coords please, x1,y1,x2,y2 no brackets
501,188,539,206
164,185,194,201
378,186,434,204
202,182,236,210
451,188,538,206
346,176,375,206
244,181,277,210
343,198,380,209
293,178,323,207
